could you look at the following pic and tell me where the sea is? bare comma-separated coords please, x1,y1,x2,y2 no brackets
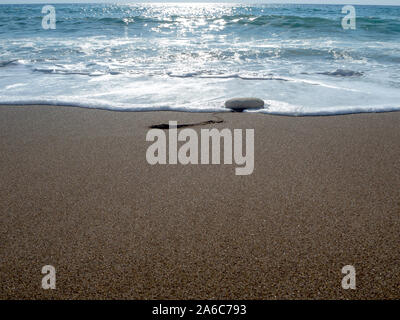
1,3,400,115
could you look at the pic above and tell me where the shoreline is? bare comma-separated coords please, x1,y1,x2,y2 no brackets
1,105,400,299
2,103,400,117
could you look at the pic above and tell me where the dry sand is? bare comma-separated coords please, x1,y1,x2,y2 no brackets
0,105,399,299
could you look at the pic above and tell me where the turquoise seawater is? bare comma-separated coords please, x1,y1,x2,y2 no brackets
0,3,400,115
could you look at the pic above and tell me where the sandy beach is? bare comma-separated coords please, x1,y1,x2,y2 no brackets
0,105,399,299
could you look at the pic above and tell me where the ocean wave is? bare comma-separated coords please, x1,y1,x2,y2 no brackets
317,69,364,77
0,60,20,67
29,65,365,84
29,66,364,83
32,67,112,76
222,14,338,28
1,99,400,117
49,14,400,34
166,72,290,81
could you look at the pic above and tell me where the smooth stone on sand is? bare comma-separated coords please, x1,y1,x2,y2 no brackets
224,98,265,111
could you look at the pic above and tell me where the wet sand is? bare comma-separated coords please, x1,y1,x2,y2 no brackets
0,105,399,299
